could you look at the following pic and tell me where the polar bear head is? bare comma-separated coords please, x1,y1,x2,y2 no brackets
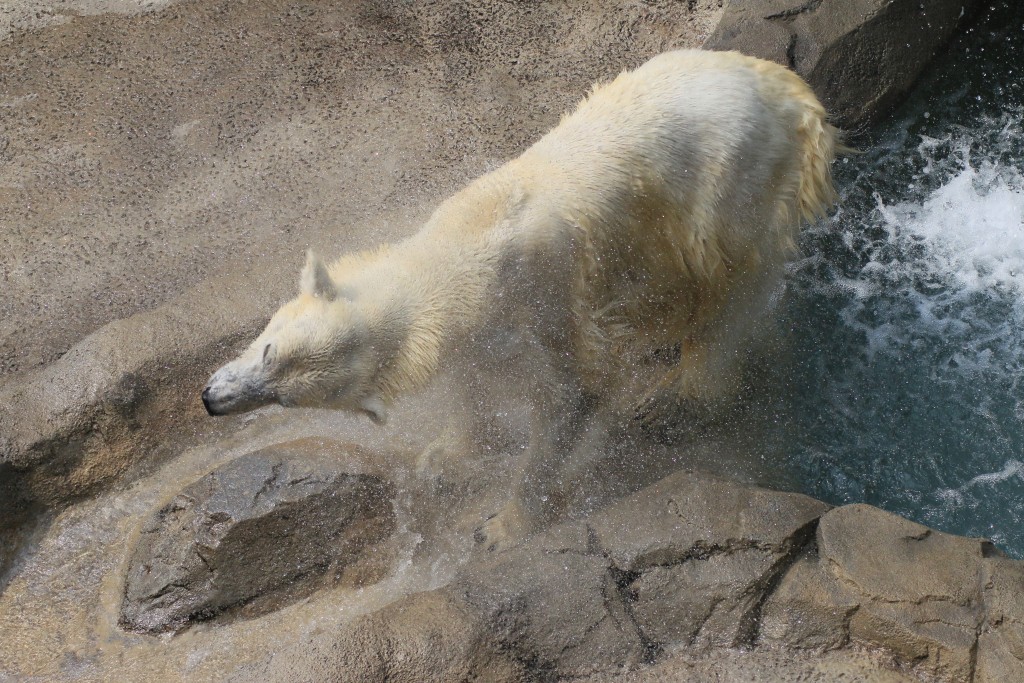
201,251,389,424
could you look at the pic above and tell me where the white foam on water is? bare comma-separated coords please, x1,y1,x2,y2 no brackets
964,458,1024,486
936,459,1024,508
881,162,1024,297
784,111,1024,553
830,115,1024,367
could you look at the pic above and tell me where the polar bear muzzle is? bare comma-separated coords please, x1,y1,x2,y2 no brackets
201,364,276,416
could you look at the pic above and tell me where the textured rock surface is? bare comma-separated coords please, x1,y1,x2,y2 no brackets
231,590,529,683
5,433,1024,681
976,557,1024,682
245,473,833,681
121,439,396,633
241,471,1024,683
589,471,829,651
821,504,987,681
250,475,1024,682
455,523,648,679
706,0,982,128
761,504,1024,682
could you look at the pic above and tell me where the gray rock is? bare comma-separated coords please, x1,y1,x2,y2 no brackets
589,470,829,571
975,557,1024,683
821,504,988,682
629,548,780,648
456,522,649,679
706,0,981,129
764,503,997,681
120,439,396,633
759,552,858,650
589,470,830,650
818,504,987,607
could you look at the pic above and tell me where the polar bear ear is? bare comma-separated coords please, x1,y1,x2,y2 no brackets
301,250,337,301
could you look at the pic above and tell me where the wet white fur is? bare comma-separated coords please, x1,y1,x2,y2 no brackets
205,49,839,548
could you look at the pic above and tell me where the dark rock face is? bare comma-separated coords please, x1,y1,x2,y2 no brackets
706,0,982,129
120,439,396,633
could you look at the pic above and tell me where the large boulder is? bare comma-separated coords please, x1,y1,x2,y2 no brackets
120,439,396,633
706,0,981,128
761,503,1024,682
588,470,829,650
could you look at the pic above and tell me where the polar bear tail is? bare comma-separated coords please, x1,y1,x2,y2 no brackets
795,99,843,224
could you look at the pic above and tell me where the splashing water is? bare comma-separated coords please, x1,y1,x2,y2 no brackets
771,3,1024,555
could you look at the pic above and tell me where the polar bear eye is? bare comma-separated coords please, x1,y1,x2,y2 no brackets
262,343,275,366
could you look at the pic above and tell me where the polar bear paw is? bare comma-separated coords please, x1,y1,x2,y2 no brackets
415,439,449,479
474,500,533,553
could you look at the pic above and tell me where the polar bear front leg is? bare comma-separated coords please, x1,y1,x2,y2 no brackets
476,373,590,552
475,497,533,551
416,366,511,478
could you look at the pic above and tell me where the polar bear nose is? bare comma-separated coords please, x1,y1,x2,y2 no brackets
201,386,218,416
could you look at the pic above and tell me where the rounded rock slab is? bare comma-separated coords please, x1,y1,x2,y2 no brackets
120,438,397,633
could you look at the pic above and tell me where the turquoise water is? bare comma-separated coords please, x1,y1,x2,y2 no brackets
778,3,1024,555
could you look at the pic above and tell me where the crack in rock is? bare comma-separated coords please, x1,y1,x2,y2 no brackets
611,518,820,652
765,0,824,22
826,558,979,609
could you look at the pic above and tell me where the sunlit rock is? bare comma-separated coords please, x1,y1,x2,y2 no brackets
976,557,1024,682
763,504,998,681
589,471,828,650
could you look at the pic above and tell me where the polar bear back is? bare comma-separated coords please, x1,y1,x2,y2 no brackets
511,49,837,393
523,49,822,257
410,50,838,401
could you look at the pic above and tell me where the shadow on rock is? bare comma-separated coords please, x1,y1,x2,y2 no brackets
120,438,397,633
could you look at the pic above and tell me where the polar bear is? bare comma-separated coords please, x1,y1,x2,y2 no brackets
203,49,839,550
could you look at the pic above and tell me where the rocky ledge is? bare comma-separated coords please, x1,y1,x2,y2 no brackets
113,439,1024,682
